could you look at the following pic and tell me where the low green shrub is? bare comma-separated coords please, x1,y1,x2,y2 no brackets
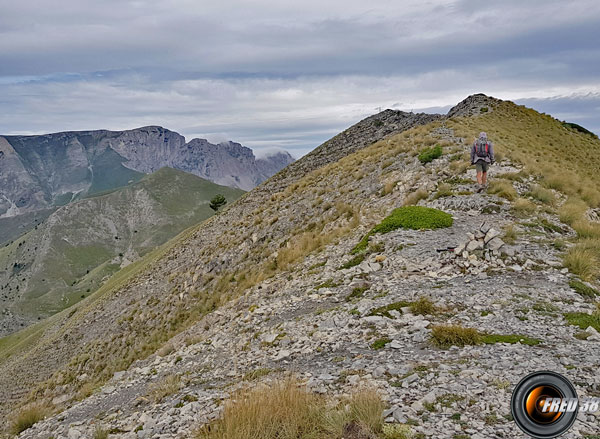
418,145,443,164
352,206,453,253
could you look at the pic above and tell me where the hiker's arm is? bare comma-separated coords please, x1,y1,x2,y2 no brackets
489,142,495,163
470,142,475,164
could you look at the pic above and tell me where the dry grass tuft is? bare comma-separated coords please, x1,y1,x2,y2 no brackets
433,183,453,200
430,325,481,348
10,404,51,435
403,188,429,206
381,180,397,196
528,185,556,205
503,224,517,244
563,246,599,281
559,198,588,225
94,426,109,439
511,198,536,216
157,343,175,357
571,220,600,239
195,379,386,439
147,374,181,403
410,297,438,315
487,180,517,201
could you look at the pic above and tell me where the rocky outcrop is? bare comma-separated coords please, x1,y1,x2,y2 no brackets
269,110,443,193
0,127,294,220
447,93,500,118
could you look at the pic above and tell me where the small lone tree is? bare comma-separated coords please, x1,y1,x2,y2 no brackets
209,194,227,211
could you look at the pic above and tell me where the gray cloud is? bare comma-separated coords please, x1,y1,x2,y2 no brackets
0,0,599,157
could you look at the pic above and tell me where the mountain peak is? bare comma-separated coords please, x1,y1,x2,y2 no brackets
447,93,502,118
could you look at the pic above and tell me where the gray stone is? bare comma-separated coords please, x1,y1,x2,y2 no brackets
486,237,504,251
466,240,483,252
484,228,500,243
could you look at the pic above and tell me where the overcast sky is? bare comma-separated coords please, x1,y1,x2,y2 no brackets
1,0,599,158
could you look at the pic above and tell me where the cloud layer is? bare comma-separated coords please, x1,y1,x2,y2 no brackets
1,0,599,157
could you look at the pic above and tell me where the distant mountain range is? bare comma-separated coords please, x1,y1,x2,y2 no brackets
0,125,293,219
0,167,244,335
0,125,291,334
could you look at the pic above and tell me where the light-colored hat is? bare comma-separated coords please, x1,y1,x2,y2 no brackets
479,132,487,139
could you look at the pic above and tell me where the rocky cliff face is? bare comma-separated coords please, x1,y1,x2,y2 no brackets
0,126,294,221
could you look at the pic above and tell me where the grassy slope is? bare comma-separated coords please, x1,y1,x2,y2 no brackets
448,102,600,201
0,208,56,247
447,101,600,279
0,167,244,320
1,97,599,427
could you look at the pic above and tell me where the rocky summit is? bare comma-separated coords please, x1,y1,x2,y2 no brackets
2,94,600,439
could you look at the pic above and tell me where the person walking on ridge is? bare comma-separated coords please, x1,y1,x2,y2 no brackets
471,131,494,192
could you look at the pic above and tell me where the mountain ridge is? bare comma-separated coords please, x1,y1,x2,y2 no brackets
3,94,600,438
0,125,293,222
0,104,445,423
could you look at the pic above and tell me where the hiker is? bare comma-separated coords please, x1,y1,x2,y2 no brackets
471,131,494,191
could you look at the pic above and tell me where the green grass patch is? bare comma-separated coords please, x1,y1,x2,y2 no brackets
368,301,412,318
352,206,452,254
346,286,369,302
569,280,599,299
371,337,392,350
418,145,443,164
564,312,600,332
315,279,340,289
431,325,541,348
339,253,367,269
